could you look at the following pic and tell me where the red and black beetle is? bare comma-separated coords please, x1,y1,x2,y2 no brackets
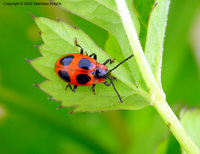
55,38,133,103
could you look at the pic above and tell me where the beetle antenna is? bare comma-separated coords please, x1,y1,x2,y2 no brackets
108,54,134,73
109,77,123,104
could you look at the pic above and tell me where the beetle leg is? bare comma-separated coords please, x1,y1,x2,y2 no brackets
85,51,88,56
103,59,110,65
89,53,97,60
75,38,83,54
112,76,117,81
103,81,111,86
65,84,69,90
103,58,115,65
72,85,77,92
103,76,116,86
104,77,123,104
65,84,77,92
92,84,96,95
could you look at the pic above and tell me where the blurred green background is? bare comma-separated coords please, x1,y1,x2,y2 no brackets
0,0,199,153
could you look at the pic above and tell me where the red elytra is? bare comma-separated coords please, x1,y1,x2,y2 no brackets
55,38,133,103
55,54,106,86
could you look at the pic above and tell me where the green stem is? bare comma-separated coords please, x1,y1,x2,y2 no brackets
115,0,200,153
153,94,200,154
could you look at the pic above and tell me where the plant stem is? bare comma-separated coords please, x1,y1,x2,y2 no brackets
115,0,200,153
153,95,200,154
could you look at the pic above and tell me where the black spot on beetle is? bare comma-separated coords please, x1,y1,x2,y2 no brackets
60,55,74,66
76,74,91,84
58,70,70,82
78,58,93,70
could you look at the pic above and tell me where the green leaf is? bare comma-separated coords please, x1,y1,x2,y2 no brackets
133,0,155,49
29,0,169,112
145,0,170,88
180,108,200,152
30,17,150,112
104,33,129,69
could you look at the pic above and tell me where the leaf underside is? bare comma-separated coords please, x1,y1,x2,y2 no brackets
30,17,150,113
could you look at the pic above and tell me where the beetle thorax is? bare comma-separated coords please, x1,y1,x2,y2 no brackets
94,68,108,78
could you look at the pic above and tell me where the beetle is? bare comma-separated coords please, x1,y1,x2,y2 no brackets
55,38,133,103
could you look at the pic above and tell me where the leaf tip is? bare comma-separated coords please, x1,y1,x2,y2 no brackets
34,45,40,50
56,104,63,110
68,110,75,115
67,106,79,115
25,58,31,63
48,97,59,101
33,83,40,88
29,12,36,20
56,17,63,22
73,25,79,30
